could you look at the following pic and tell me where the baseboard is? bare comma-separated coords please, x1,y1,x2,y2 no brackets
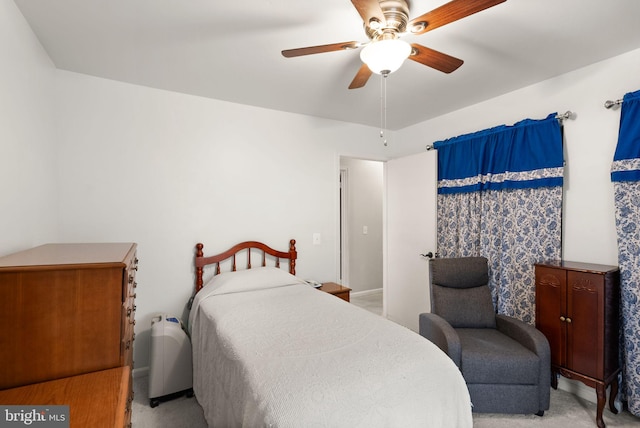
557,376,622,412
132,366,149,379
350,288,383,298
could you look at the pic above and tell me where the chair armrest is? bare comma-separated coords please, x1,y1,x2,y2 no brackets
496,314,551,410
496,314,549,359
419,313,461,368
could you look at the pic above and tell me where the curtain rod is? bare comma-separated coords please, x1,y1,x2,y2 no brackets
604,99,623,109
425,111,574,151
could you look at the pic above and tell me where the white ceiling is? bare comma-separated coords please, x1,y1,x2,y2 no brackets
14,0,640,130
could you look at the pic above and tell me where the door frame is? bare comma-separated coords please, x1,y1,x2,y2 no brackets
339,167,349,285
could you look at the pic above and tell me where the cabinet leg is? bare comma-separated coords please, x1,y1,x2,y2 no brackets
596,383,606,428
608,376,619,414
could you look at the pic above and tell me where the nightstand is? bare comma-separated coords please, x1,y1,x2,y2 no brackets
319,282,351,302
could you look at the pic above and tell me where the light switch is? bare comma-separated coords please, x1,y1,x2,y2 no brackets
363,225,368,235
313,233,321,245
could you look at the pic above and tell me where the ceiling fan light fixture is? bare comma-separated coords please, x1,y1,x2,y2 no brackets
360,39,411,75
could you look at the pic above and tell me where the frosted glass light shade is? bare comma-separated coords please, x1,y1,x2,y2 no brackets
360,39,411,75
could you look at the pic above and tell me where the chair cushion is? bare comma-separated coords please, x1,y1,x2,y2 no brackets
432,284,496,328
457,328,540,385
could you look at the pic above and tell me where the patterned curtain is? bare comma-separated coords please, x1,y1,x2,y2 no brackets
610,89,640,416
434,114,564,324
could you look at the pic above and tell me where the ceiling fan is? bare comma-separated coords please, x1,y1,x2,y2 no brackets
281,0,507,89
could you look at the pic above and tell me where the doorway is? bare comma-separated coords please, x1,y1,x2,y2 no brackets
339,157,384,296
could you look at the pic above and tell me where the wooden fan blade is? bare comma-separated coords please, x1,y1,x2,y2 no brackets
282,41,360,58
348,64,373,89
351,0,386,26
409,44,463,74
409,0,506,35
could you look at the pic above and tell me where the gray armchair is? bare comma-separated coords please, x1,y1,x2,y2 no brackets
419,256,550,415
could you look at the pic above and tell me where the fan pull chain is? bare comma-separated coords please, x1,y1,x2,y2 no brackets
380,73,388,146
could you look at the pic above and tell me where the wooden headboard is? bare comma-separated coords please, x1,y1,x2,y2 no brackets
194,240,297,293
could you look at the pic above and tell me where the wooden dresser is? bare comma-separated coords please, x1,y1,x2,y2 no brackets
535,261,620,428
0,243,138,393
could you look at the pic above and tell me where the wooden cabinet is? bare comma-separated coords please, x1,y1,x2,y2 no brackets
0,366,133,428
535,261,620,428
0,243,138,390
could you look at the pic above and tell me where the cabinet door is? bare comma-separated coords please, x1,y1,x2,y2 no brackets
535,266,566,367
567,271,602,379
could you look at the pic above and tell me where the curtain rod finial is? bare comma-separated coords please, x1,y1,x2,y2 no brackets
604,99,622,109
557,111,575,121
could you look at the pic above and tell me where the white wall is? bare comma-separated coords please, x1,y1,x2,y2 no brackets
395,48,640,267
53,70,391,369
340,158,383,293
0,0,58,255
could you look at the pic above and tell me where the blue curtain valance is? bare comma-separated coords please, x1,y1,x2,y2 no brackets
611,89,640,183
433,113,564,194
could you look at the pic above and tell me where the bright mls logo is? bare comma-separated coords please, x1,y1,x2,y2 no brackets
1,406,69,427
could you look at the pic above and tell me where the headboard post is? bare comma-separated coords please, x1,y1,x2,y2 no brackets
196,243,204,292
289,239,297,275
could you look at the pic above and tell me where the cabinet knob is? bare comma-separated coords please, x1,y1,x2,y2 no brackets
560,316,566,322
566,317,572,323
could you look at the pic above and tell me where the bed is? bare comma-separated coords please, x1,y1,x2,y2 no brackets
188,240,472,427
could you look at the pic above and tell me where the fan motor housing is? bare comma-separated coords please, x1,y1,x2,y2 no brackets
365,0,410,40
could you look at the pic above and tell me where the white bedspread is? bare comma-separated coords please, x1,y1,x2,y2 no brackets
189,267,472,428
